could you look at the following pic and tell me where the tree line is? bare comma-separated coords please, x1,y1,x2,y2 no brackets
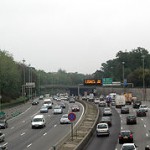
93,47,150,88
0,50,90,103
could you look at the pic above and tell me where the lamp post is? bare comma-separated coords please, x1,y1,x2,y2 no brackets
122,62,125,93
22,59,26,97
28,64,31,100
142,55,145,101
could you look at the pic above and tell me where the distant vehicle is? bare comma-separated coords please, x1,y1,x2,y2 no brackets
43,99,52,109
119,130,134,144
103,107,112,116
40,106,48,113
100,116,112,126
96,123,109,136
115,94,125,108
126,115,137,125
0,142,8,150
31,115,46,129
124,92,133,105
32,99,39,105
133,100,142,109
60,114,70,124
0,131,5,142
0,119,8,129
53,105,63,114
94,98,100,104
71,105,80,112
99,101,107,107
121,106,129,114
39,95,44,100
139,104,148,112
121,143,137,150
60,102,66,109
136,108,146,117
88,93,94,102
69,97,75,103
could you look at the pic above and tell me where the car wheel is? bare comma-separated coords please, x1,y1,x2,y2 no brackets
119,140,122,144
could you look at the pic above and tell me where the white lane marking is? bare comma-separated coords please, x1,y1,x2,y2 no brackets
141,118,144,121
54,124,57,127
144,124,146,128
21,132,25,136
22,120,25,123
146,133,149,137
27,143,32,148
43,132,47,136
11,127,14,129
121,120,123,123
48,115,51,117
121,126,123,130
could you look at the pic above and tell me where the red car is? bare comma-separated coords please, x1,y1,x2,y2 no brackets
71,105,80,112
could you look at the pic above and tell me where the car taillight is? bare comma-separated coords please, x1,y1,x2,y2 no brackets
130,134,133,138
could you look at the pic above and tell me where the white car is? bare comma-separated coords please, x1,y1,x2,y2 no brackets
94,98,100,104
103,107,112,116
96,123,109,136
53,105,63,114
121,143,137,150
60,114,70,124
139,105,148,112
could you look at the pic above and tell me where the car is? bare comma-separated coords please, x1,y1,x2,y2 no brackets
53,105,63,114
0,143,8,150
121,143,137,150
69,97,75,103
94,98,100,104
139,104,148,112
126,115,137,125
71,105,80,112
0,132,5,142
0,119,8,129
136,108,146,117
43,99,52,109
121,106,129,114
118,130,134,144
133,100,142,109
103,107,112,116
31,114,46,129
99,101,107,107
32,99,39,105
60,114,71,124
40,106,48,113
39,95,44,100
60,102,66,109
96,123,109,136
100,116,112,126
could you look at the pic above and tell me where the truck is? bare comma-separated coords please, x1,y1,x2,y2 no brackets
115,94,125,108
124,92,133,105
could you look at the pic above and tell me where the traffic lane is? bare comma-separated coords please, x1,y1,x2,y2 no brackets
115,105,150,150
85,107,121,150
6,102,83,150
26,102,84,150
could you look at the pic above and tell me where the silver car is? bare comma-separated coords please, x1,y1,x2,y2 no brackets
60,114,70,124
40,106,48,113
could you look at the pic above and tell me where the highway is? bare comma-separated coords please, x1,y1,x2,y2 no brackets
2,98,84,150
85,101,150,150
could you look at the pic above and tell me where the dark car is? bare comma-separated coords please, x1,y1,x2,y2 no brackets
0,120,8,129
119,130,134,144
126,115,137,125
121,106,129,114
32,99,39,105
133,100,142,109
136,108,146,117
60,102,66,109
69,98,75,103
100,116,112,126
71,105,80,112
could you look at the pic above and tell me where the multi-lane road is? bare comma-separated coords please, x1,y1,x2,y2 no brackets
2,98,84,150
85,101,150,150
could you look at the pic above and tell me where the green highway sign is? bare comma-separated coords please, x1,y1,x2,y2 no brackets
102,78,112,85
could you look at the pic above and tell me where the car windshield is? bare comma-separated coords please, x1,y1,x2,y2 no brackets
98,124,107,129
128,115,135,119
33,118,42,122
101,117,110,121
54,106,61,109
0,120,5,123
121,131,130,136
62,115,68,118
122,145,135,150
140,105,147,108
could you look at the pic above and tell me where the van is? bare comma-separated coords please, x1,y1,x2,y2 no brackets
43,99,53,109
31,115,46,129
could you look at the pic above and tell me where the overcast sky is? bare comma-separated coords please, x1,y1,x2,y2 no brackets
0,0,150,74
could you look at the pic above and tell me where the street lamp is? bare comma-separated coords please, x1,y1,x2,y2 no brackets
22,59,26,97
142,55,145,101
122,62,125,93
28,64,31,100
